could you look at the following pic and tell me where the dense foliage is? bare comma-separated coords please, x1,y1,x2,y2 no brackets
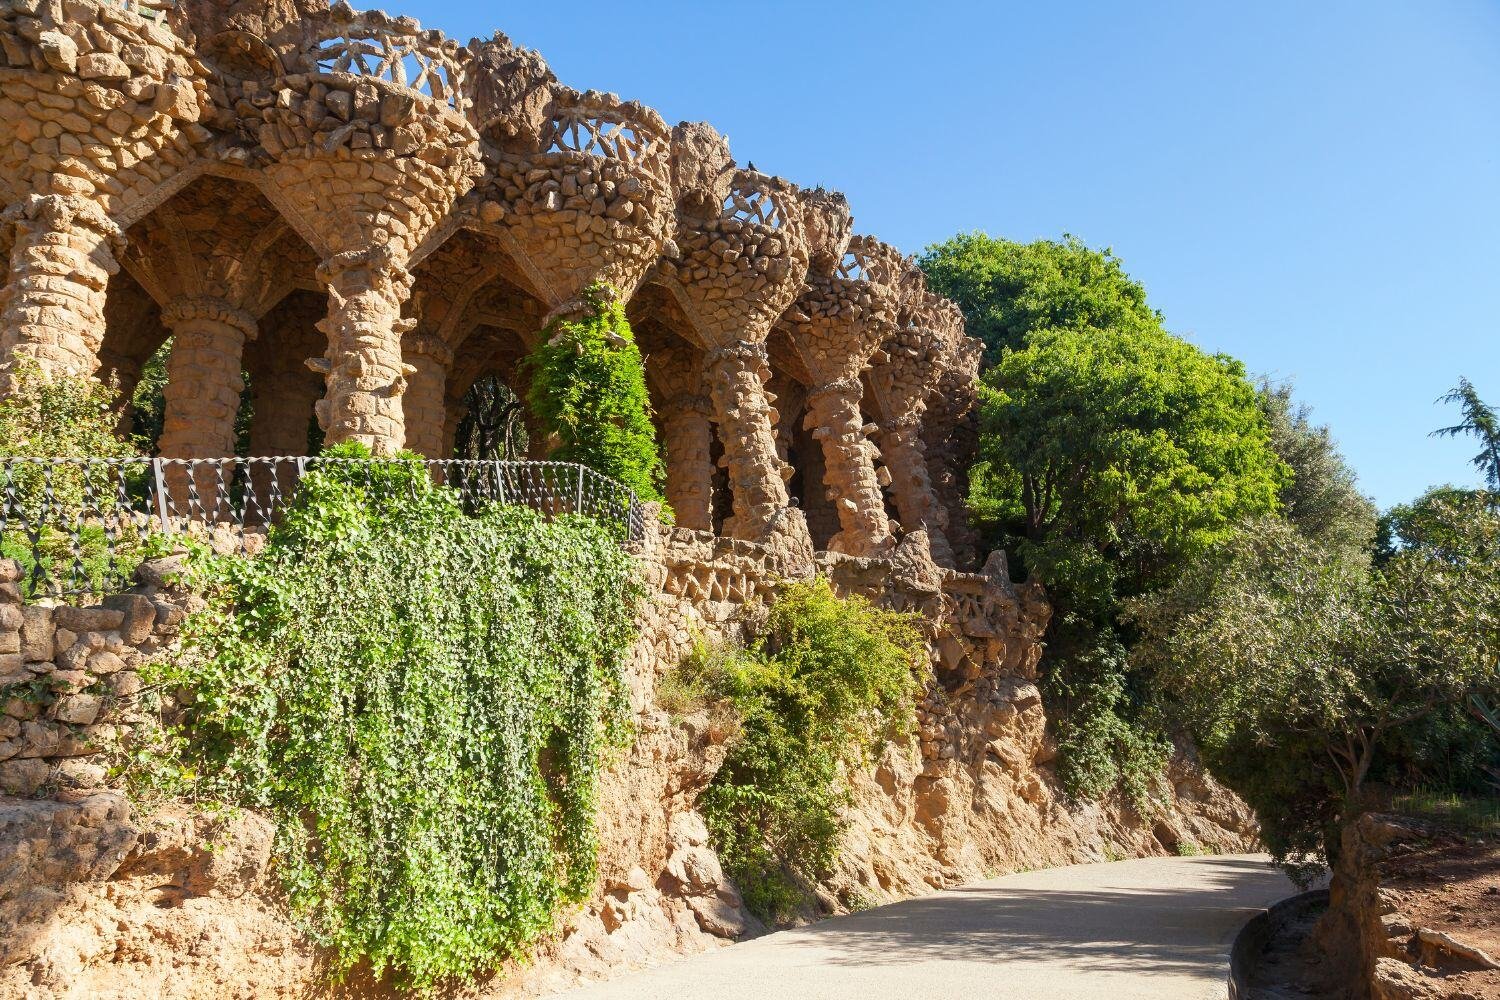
969,320,1285,801
150,443,640,988
0,362,145,592
664,579,925,920
918,233,1161,362
525,285,667,507
1258,380,1378,562
1131,497,1500,875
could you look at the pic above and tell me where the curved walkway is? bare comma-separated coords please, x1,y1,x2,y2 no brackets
556,854,1295,1000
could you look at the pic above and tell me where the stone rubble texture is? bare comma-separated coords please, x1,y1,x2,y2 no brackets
0,512,1258,998
0,0,980,565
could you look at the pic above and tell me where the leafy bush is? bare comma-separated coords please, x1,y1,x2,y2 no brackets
1131,498,1500,875
147,442,641,988
525,285,667,508
0,360,148,593
669,579,925,920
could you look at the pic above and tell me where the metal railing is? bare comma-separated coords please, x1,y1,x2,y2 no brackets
0,457,644,597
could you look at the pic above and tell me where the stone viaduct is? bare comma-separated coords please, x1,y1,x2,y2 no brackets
0,0,982,566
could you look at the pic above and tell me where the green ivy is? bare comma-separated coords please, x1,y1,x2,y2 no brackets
524,284,668,509
666,579,925,921
146,442,640,989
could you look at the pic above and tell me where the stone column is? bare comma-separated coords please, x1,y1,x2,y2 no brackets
401,333,454,459
0,195,122,378
661,393,715,532
703,340,809,555
879,418,955,567
157,297,257,512
310,246,415,455
804,378,894,557
249,371,322,458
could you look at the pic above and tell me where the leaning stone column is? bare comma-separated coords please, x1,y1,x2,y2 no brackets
804,378,893,557
0,195,122,378
401,333,454,459
879,417,955,567
704,340,804,547
309,247,416,455
660,393,715,532
157,297,257,510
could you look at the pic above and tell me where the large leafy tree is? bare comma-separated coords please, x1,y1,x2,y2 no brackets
919,233,1161,362
971,322,1286,799
1131,496,1500,873
1258,380,1378,561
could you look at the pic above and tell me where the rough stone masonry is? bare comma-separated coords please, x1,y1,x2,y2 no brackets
0,0,982,567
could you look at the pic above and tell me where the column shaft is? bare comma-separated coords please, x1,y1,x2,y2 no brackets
313,248,414,455
0,195,121,377
880,421,956,567
661,398,714,532
402,334,454,459
157,298,256,513
704,341,810,553
806,380,893,557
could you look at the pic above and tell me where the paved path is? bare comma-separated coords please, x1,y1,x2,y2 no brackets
555,854,1296,1000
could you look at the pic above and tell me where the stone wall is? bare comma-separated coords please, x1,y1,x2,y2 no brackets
0,558,187,798
0,516,1258,998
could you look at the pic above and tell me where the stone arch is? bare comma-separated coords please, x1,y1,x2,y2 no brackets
404,230,547,458
117,173,320,477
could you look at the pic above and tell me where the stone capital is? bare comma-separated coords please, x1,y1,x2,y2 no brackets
1,194,124,267
704,338,769,369
160,296,259,341
806,376,863,403
316,244,414,295
403,332,455,367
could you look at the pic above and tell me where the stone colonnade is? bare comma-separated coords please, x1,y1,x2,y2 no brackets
0,0,981,566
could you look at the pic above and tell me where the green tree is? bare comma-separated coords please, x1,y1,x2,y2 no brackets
1131,496,1500,873
1258,380,1377,561
919,233,1161,361
1431,377,1499,492
525,285,667,507
973,324,1286,799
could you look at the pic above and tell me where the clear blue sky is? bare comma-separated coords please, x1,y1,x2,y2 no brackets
401,0,1499,509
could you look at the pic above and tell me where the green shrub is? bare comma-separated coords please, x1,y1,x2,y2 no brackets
0,360,147,594
671,579,925,921
524,284,667,508
146,442,641,989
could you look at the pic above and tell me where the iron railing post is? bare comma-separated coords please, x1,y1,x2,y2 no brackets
575,464,585,516
151,458,170,534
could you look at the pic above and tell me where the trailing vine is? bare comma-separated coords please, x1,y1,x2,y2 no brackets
146,442,640,989
663,579,926,920
524,283,668,509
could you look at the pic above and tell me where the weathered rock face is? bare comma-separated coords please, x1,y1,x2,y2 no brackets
0,518,1258,999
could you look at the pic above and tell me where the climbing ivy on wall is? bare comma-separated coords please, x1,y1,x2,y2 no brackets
524,284,668,508
664,579,926,921
148,442,640,988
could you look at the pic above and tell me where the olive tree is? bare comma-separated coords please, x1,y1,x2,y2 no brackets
1130,495,1500,873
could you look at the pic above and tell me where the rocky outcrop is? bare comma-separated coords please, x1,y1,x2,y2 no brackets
1316,815,1500,1000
